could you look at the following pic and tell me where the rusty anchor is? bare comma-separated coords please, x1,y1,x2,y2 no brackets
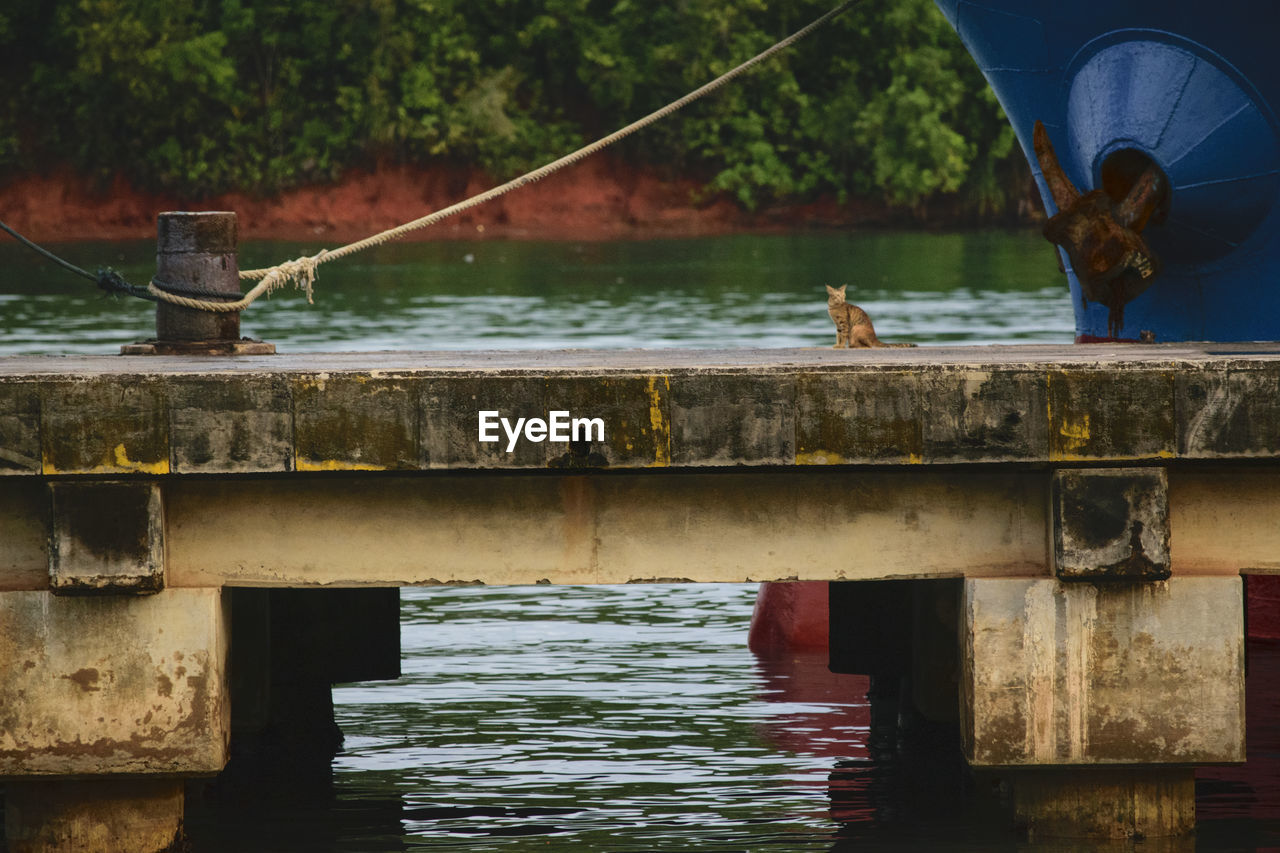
1034,121,1167,339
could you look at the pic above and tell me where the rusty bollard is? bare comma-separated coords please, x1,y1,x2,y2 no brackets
122,210,275,355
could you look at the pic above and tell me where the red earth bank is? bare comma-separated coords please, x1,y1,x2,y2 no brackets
0,158,880,244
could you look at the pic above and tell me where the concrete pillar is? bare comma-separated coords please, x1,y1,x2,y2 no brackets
4,780,184,853
828,579,912,677
1012,767,1195,840
910,579,959,724
0,589,230,852
962,577,1244,838
829,579,961,760
829,579,960,723
154,211,240,342
220,588,400,790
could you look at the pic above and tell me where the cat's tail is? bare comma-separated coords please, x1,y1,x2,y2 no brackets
876,341,918,348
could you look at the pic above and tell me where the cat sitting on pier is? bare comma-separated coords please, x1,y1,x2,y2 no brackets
825,284,916,348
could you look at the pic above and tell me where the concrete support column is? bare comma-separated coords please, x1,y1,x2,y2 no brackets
225,588,400,777
4,780,184,853
0,589,230,852
1011,767,1195,840
962,576,1244,838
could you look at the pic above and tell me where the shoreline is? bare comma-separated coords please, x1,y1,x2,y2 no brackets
0,158,1033,244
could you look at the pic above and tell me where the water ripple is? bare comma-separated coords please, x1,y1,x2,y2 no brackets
0,232,1072,355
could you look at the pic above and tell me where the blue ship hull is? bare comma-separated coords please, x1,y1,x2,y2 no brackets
934,2,1280,342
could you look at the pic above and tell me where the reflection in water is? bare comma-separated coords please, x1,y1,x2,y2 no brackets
752,648,1000,849
185,586,850,850
752,651,870,764
176,587,1280,851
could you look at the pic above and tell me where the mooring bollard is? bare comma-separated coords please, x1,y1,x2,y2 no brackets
122,210,274,355
156,210,240,342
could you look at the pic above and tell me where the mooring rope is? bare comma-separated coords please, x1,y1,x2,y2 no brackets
147,0,861,313
0,220,158,301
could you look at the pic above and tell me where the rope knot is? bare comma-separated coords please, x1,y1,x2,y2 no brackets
95,267,129,296
258,250,328,303
97,266,159,302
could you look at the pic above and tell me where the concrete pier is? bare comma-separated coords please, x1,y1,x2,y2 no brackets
1,342,1277,847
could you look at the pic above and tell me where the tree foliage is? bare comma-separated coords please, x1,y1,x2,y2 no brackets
2,0,1024,217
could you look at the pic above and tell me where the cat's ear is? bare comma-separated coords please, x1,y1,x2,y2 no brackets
825,284,838,295
837,284,847,295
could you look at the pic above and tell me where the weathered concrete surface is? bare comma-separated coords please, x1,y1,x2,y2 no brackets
1046,369,1175,461
38,379,169,475
0,466,1275,588
920,369,1048,462
961,577,1244,767
295,375,419,471
0,480,47,590
670,373,793,465
1011,767,1195,840
1052,468,1169,582
0,343,1275,587
0,380,39,474
4,779,183,853
1,343,1279,475
1177,366,1280,458
170,377,292,473
158,471,1047,586
49,481,164,594
0,588,229,776
1170,468,1280,574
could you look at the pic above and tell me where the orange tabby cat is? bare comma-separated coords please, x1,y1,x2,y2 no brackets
825,284,915,348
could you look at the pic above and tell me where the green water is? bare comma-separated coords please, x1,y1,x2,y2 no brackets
0,230,1071,354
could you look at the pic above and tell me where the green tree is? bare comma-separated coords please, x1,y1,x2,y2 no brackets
2,0,1025,219
33,0,240,193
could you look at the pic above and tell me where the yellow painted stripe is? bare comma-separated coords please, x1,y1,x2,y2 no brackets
295,458,389,472
796,451,845,466
41,444,170,476
646,375,671,467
